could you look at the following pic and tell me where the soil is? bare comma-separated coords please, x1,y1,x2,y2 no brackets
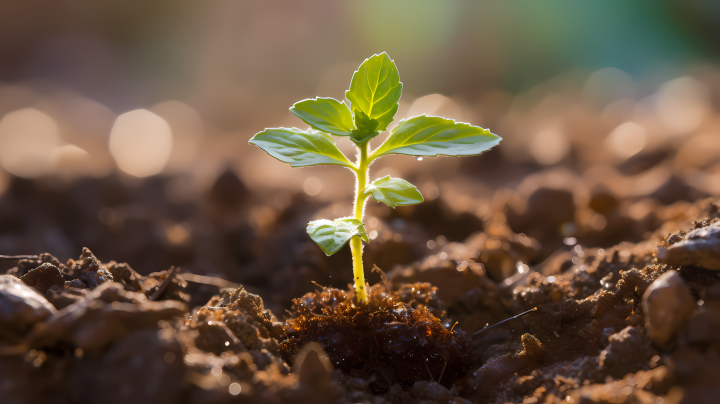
1,157,720,402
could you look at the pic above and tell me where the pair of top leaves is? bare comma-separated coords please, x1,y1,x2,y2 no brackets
249,53,501,255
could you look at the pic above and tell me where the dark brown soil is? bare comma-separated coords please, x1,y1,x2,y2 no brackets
0,193,718,403
280,282,469,390
1,154,720,403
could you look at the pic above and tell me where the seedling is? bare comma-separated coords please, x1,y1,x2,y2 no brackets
249,53,501,303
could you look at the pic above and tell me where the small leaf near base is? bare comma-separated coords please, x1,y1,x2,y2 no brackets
307,218,369,256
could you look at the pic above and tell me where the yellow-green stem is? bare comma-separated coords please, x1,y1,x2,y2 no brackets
350,237,366,302
351,141,370,303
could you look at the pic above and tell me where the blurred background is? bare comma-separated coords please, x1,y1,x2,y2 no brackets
1,0,719,311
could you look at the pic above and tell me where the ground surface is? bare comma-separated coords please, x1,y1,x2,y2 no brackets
1,166,719,403
2,80,720,402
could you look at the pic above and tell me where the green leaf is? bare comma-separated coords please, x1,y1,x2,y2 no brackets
371,115,501,159
366,176,423,208
249,128,353,168
346,52,402,132
290,98,355,137
350,110,379,144
307,218,369,256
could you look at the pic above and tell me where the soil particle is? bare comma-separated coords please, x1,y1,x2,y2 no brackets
216,285,286,340
597,326,653,378
66,247,114,283
280,283,470,390
141,268,189,302
9,252,66,278
465,333,545,401
514,280,633,363
19,262,65,293
27,282,187,355
79,268,113,289
11,248,121,292
189,285,285,353
0,275,57,341
105,261,143,292
193,313,247,355
642,270,696,347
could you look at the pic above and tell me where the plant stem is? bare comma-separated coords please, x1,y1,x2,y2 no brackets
350,237,366,302
351,140,370,303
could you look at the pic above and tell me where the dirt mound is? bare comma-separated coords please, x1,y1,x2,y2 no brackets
280,282,470,390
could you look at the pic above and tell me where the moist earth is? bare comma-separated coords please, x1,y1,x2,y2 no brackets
1,190,720,403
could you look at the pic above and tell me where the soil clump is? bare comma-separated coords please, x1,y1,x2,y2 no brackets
280,282,470,390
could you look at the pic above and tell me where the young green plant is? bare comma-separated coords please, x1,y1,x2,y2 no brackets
249,53,501,303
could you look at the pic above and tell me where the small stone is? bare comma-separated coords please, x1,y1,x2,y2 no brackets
0,275,57,340
642,271,696,347
657,222,720,270
19,263,65,293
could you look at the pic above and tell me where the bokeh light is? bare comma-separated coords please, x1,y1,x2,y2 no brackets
0,108,60,178
303,177,322,196
530,127,569,166
109,109,173,178
606,122,647,159
655,77,709,134
51,144,90,176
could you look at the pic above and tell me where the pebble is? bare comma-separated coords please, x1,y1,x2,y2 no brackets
642,271,696,347
0,275,57,339
656,222,720,270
